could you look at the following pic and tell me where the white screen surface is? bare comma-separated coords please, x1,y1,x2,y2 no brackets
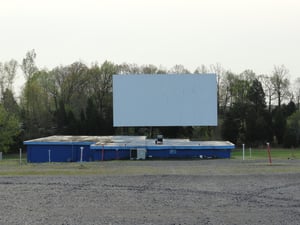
113,74,217,127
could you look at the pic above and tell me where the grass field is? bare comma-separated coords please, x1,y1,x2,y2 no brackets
1,148,300,176
232,147,300,159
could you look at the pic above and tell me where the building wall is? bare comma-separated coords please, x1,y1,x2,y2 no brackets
92,147,232,160
27,144,93,163
25,138,234,162
146,149,231,159
92,148,130,161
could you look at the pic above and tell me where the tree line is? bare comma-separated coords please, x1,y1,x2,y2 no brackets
1,50,300,153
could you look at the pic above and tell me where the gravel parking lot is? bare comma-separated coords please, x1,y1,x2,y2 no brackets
0,160,300,225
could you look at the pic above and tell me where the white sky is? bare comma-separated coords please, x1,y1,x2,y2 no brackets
1,0,300,91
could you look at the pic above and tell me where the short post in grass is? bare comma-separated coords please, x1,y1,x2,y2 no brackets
242,144,245,160
249,147,252,159
19,148,22,165
266,142,272,165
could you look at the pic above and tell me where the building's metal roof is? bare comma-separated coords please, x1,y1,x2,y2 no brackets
144,139,235,150
24,135,147,145
24,135,107,143
24,135,235,149
91,137,235,149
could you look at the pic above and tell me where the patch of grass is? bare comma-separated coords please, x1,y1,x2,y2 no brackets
3,153,25,160
231,148,300,160
0,160,300,176
1,150,300,176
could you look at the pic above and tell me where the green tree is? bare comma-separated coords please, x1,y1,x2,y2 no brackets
230,71,254,104
221,107,240,143
0,104,20,153
118,63,141,74
0,59,18,94
247,78,266,112
141,64,158,74
210,63,224,114
194,64,208,74
3,59,18,91
221,75,272,146
21,49,38,80
293,77,300,110
20,71,55,138
245,78,271,145
245,106,270,145
273,107,286,145
270,65,290,108
219,71,233,112
169,64,190,74
259,75,275,112
2,88,20,116
85,98,100,135
284,101,296,118
88,61,117,134
66,110,80,135
284,111,300,147
219,71,251,110
49,62,89,133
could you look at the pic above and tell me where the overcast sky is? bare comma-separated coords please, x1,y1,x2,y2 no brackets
1,0,300,89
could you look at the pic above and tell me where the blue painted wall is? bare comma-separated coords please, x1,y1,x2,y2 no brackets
25,140,234,162
91,146,232,160
26,144,93,163
92,148,130,161
146,149,231,159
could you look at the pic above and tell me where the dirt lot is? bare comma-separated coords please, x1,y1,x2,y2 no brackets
0,160,300,225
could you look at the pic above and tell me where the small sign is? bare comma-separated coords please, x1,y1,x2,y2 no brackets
169,149,176,155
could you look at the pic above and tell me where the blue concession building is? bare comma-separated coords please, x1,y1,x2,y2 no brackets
24,136,102,163
24,136,235,163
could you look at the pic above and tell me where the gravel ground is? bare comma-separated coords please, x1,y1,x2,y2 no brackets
0,160,300,225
